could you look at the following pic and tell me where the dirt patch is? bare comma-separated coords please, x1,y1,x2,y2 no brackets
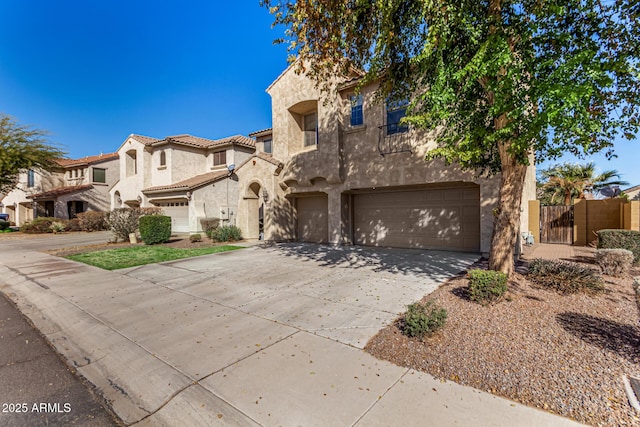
366,260,640,426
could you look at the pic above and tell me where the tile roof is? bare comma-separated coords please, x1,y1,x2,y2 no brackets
130,134,161,146
248,128,273,137
55,152,119,168
255,152,283,168
151,134,255,150
142,170,229,193
28,185,94,199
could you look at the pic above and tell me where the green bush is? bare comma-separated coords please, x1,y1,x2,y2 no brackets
21,217,58,233
106,207,163,242
49,221,66,234
468,269,508,304
597,229,640,265
0,220,9,231
208,225,242,242
595,248,634,277
527,258,605,294
76,211,107,231
403,300,447,338
139,215,171,245
189,233,202,243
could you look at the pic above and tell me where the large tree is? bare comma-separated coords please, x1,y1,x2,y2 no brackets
263,0,640,275
538,162,629,205
0,114,65,194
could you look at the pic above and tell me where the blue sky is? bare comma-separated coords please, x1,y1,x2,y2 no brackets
1,1,638,187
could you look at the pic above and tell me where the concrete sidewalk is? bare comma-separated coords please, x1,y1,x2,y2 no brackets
0,237,584,426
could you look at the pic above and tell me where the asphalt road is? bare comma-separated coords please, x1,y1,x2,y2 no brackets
0,291,120,427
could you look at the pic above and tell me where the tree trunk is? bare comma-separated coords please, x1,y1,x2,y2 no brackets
488,140,529,276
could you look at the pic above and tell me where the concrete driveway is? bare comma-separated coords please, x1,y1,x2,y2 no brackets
0,234,582,426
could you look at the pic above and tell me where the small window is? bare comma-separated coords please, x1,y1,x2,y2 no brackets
92,168,106,183
213,150,226,166
386,99,409,135
27,170,35,188
263,139,272,154
80,168,84,177
303,112,318,147
160,151,166,166
350,94,363,126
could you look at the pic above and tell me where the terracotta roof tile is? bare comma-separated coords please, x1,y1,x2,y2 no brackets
149,134,255,150
28,184,94,199
55,152,118,168
130,134,160,146
248,128,273,137
255,152,283,167
142,170,229,193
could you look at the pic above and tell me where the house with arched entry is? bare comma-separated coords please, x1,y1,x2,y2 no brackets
246,64,537,256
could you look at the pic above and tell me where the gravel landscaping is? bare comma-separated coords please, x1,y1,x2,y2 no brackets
366,256,640,426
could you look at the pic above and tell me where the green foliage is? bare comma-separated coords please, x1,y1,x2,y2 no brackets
139,215,172,245
189,233,202,243
527,258,605,294
75,211,107,232
106,207,163,242
207,225,242,242
403,300,447,338
0,220,9,230
594,249,634,277
49,221,66,234
21,217,58,234
200,218,220,234
537,163,628,206
468,269,508,304
597,229,640,265
0,114,66,193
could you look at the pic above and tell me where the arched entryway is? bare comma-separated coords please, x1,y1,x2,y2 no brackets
242,182,263,240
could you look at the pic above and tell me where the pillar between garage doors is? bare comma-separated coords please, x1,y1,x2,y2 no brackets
326,189,343,245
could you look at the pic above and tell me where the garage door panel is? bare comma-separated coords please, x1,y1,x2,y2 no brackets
353,186,480,252
297,196,328,243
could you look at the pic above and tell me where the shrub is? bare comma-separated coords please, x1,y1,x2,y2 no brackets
208,225,242,242
49,221,66,234
597,229,640,265
139,215,172,245
527,258,605,294
106,207,162,242
189,233,202,243
0,220,9,231
65,218,82,231
76,211,107,232
200,218,220,234
21,217,57,233
403,300,447,338
594,248,634,277
468,269,508,304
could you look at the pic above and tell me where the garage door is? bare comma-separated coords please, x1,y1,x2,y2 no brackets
157,202,190,233
296,195,328,243
353,186,480,252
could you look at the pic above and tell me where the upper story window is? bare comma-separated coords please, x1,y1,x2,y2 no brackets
386,99,409,135
93,168,106,184
303,112,318,147
159,151,166,167
213,150,226,166
263,139,272,154
27,170,35,188
350,94,364,127
126,150,137,176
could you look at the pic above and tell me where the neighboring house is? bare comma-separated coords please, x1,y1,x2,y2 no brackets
0,153,119,225
248,64,537,256
109,133,280,234
624,185,640,201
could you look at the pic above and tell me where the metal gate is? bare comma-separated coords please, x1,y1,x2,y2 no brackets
540,205,574,244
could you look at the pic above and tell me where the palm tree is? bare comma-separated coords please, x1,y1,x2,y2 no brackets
538,162,629,205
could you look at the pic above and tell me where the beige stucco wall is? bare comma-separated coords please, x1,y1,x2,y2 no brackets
1,169,64,225
111,137,147,207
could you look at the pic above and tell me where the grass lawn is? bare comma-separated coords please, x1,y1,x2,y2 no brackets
67,245,243,270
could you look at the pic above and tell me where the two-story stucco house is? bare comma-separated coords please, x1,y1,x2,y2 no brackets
109,133,282,235
249,65,536,256
0,153,119,225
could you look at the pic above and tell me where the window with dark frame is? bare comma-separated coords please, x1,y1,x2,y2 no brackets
160,151,166,166
303,112,318,147
213,150,226,166
263,139,272,154
386,99,409,135
350,94,363,126
27,170,35,188
92,168,106,183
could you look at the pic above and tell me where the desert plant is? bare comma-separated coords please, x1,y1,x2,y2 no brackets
138,215,171,245
76,211,107,232
21,217,57,233
468,269,508,304
49,221,66,234
403,300,447,338
106,207,162,242
527,258,605,294
597,229,640,265
208,225,242,242
189,233,202,243
200,218,220,234
594,248,634,277
0,220,9,230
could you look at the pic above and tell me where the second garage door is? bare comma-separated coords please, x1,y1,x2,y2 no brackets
353,185,480,252
296,195,328,243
